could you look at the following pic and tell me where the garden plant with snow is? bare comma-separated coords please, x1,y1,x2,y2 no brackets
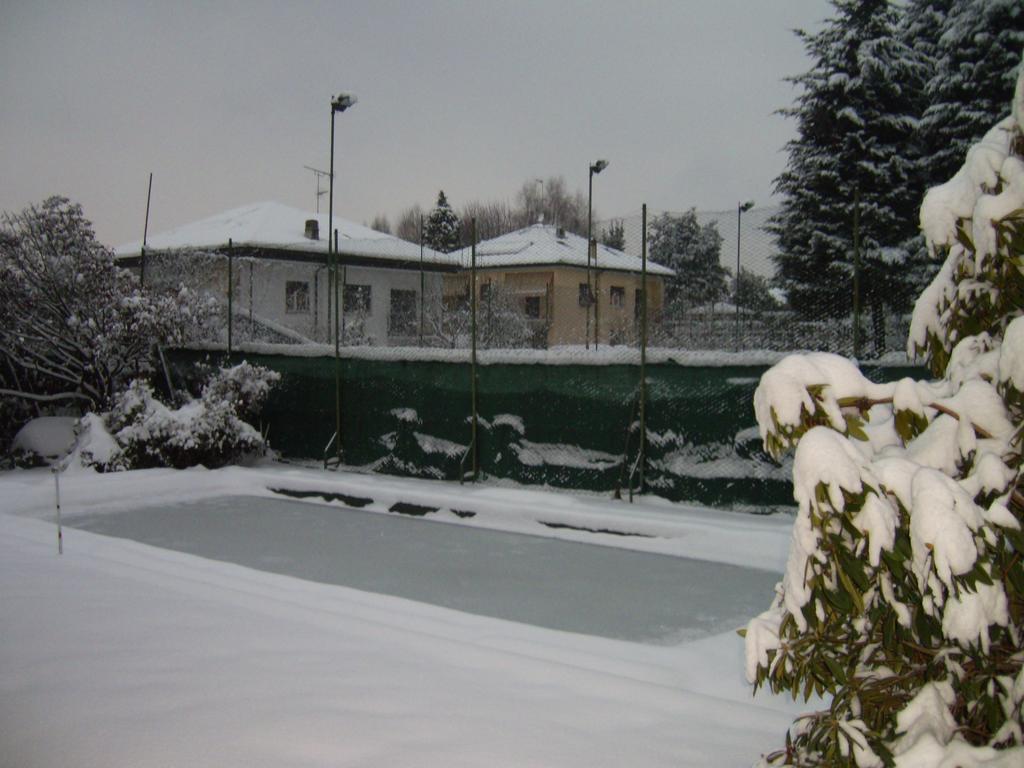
0,197,216,445
743,60,1024,766
83,361,280,471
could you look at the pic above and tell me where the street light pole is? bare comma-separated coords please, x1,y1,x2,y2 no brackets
735,200,754,352
328,92,356,466
587,159,608,349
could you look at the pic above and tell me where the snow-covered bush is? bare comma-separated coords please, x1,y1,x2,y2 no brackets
91,363,279,471
0,197,217,444
198,361,280,421
743,60,1024,765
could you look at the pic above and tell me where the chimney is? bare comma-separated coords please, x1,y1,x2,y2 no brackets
304,219,320,240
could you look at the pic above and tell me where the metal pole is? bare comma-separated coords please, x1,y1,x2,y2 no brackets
334,229,340,352
586,169,592,350
329,108,336,346
419,213,425,346
249,261,254,327
853,189,861,360
638,204,648,497
470,218,479,482
334,228,342,465
227,238,233,356
141,172,152,288
735,203,742,352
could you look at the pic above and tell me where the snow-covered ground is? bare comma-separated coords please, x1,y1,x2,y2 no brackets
0,463,809,767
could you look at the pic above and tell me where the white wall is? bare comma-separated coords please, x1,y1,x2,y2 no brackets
232,258,445,344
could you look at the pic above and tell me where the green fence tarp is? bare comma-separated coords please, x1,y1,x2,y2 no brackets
165,349,924,513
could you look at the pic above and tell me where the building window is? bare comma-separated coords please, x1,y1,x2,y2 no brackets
610,286,625,307
578,282,593,307
286,281,310,314
634,288,644,320
344,284,371,315
389,289,418,337
524,295,541,319
480,281,492,302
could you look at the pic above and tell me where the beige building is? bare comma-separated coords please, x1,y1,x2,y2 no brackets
445,223,672,348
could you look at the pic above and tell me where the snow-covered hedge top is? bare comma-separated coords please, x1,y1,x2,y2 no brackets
178,340,915,369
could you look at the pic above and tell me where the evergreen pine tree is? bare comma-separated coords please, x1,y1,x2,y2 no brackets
424,190,462,253
769,0,928,348
920,0,1024,187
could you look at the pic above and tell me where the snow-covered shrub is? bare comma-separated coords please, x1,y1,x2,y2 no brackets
8,416,79,468
743,60,1024,765
199,361,280,421
0,197,217,443
92,363,278,470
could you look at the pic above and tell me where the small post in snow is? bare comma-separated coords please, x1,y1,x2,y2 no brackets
50,432,78,555
53,468,63,555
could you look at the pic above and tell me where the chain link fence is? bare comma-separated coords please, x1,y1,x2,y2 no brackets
138,204,914,361
595,206,912,360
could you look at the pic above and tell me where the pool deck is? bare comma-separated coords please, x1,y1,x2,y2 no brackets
0,463,806,768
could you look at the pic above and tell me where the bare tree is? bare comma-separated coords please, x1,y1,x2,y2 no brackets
394,205,424,243
458,199,517,245
369,213,392,234
396,175,595,249
514,176,590,235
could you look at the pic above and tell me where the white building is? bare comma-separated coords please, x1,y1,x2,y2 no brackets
115,202,459,345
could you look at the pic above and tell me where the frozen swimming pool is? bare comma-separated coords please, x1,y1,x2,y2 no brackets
69,495,779,644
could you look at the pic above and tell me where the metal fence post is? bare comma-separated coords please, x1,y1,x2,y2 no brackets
419,213,425,346
470,218,479,482
639,204,648,496
227,238,233,356
334,228,342,465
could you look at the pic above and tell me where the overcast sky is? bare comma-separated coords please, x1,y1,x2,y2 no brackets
1,1,831,247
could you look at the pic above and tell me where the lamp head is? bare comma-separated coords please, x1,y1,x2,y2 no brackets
332,93,357,113
590,159,609,175
739,200,755,213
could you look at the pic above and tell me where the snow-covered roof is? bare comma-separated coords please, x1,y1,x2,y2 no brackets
456,223,673,277
114,202,458,267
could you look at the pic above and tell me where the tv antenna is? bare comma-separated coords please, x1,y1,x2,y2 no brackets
303,165,330,213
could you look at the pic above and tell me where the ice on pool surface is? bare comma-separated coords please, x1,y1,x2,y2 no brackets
70,495,779,644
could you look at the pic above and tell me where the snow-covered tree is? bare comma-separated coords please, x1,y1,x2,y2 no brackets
920,0,1024,188
744,58,1024,766
769,0,929,336
476,280,544,349
0,197,212,432
648,209,728,310
733,267,782,313
424,191,461,253
92,362,279,471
